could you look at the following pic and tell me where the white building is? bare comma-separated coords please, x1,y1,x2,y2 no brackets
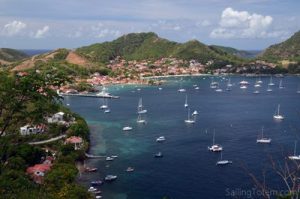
20,125,45,136
47,112,65,123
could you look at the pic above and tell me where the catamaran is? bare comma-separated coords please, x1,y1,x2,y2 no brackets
216,152,232,165
256,127,271,143
184,108,195,124
273,104,284,120
208,130,223,152
137,98,147,114
288,141,300,160
184,94,188,108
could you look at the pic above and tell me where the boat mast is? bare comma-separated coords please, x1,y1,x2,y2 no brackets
294,141,297,156
213,129,215,145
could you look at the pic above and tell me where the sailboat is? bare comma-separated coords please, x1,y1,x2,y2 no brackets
137,98,147,114
297,84,300,94
266,84,272,92
288,141,300,160
137,113,146,124
253,89,260,94
178,79,186,92
184,95,188,108
273,104,284,120
268,76,275,86
279,79,284,89
257,76,263,84
123,126,133,131
256,127,271,143
227,78,233,87
184,108,195,124
100,99,108,109
208,130,223,152
215,84,223,92
210,78,218,89
216,152,232,165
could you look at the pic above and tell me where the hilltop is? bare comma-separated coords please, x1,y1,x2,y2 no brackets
260,31,300,64
0,48,29,65
76,32,242,64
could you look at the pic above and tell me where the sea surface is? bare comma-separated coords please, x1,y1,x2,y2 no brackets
66,75,300,199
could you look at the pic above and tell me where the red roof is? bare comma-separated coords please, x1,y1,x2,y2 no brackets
66,136,83,144
27,164,51,174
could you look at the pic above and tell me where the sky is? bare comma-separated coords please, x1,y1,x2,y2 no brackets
0,0,299,50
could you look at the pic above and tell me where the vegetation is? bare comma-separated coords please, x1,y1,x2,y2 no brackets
0,69,92,198
76,32,243,65
0,48,28,62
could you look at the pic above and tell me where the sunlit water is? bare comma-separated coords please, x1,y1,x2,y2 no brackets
66,75,300,199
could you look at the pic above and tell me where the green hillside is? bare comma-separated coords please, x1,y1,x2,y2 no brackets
0,48,29,62
260,31,300,62
76,32,242,64
210,45,257,58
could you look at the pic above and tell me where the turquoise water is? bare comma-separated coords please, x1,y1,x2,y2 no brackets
67,75,300,199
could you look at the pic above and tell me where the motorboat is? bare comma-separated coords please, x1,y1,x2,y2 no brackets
123,126,133,131
126,167,135,172
106,156,114,161
91,180,103,186
105,175,117,181
156,136,166,142
154,152,163,158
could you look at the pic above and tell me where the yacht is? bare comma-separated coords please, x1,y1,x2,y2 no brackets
178,80,186,92
273,104,284,120
239,80,249,85
106,156,114,161
215,85,223,92
137,113,146,124
216,152,232,165
210,78,219,89
104,109,111,113
227,78,233,87
123,126,133,131
100,99,108,109
254,83,261,88
266,85,272,92
158,87,163,90
253,90,260,94
195,86,200,90
90,180,103,186
288,141,300,160
105,175,117,181
240,85,247,89
279,79,284,89
126,167,135,172
256,127,271,144
184,108,195,124
156,136,166,142
137,98,147,114
208,130,223,152
257,77,263,84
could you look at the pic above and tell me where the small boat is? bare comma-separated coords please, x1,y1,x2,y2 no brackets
268,76,275,86
257,77,263,84
192,110,198,115
216,152,232,165
93,190,102,194
184,108,195,124
288,141,300,160
184,94,188,108
239,80,249,85
111,155,118,158
240,85,247,89
104,109,111,113
126,167,135,172
227,78,233,87
85,167,98,172
156,136,166,142
208,130,223,152
123,126,133,131
137,113,146,124
254,84,261,88
266,85,272,92
154,152,163,158
88,187,97,192
195,87,200,90
91,180,103,186
273,104,284,120
215,85,223,92
178,80,186,92
106,156,114,161
210,78,219,89
95,196,102,199
256,127,271,144
100,99,108,109
105,175,117,181
158,87,163,90
253,90,260,94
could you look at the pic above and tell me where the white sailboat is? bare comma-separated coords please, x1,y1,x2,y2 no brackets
266,84,273,92
268,76,275,86
253,89,260,94
184,95,188,108
227,78,233,87
288,141,300,160
273,104,284,120
257,76,263,84
297,84,300,94
210,78,218,89
184,108,195,124
215,84,223,92
178,79,186,92
137,98,147,114
256,127,271,144
100,99,108,109
208,130,223,152
279,79,284,89
216,152,232,165
137,113,146,124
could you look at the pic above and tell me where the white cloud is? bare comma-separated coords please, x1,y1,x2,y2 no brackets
173,25,181,31
2,20,26,36
34,25,49,38
96,29,121,38
210,7,280,39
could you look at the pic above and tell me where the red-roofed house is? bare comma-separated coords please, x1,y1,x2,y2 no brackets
26,164,51,184
65,136,83,150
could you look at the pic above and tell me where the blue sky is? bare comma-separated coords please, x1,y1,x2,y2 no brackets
0,0,299,50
